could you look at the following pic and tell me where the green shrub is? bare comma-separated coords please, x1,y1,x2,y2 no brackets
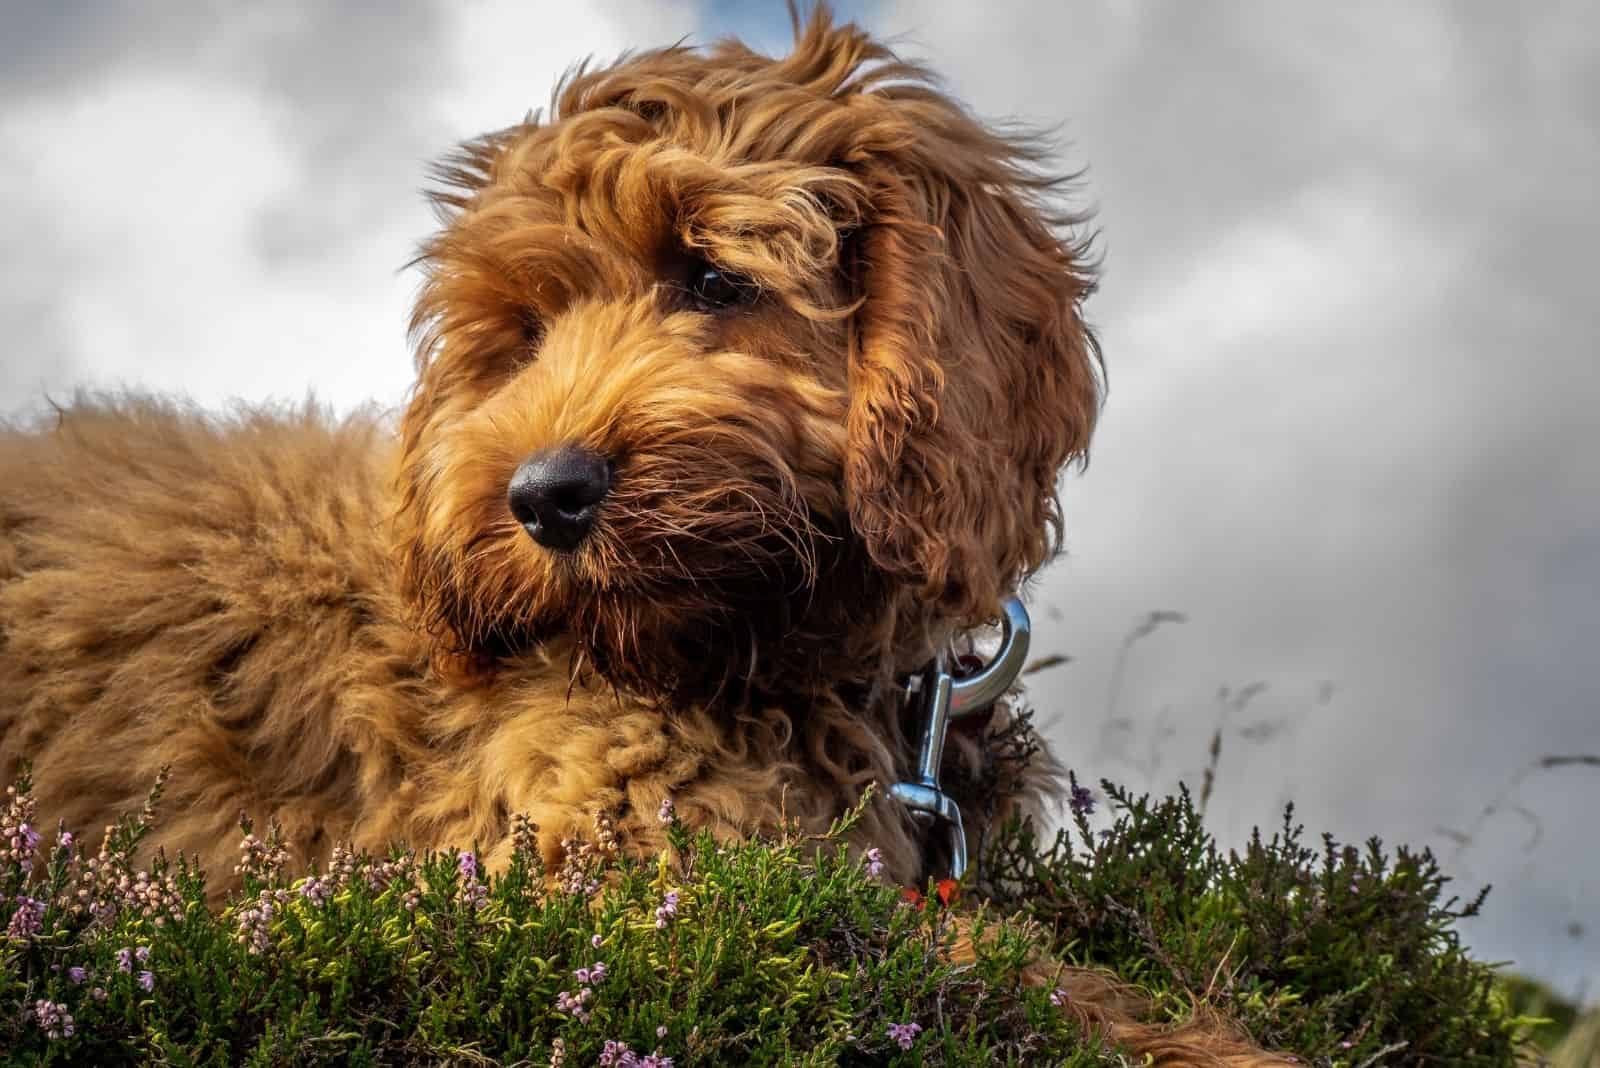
0,772,1110,1067
0,765,1536,1065
1498,972,1582,1052
980,776,1534,1065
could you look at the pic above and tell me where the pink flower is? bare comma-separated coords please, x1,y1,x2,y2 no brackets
598,1041,671,1068
235,889,286,954
654,889,680,929
7,895,44,939
886,1021,923,1050
555,986,593,1023
657,797,675,823
1050,987,1069,1007
32,999,74,1040
137,970,155,992
863,847,885,879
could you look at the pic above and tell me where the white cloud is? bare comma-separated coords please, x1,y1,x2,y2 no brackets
0,1,702,420
432,0,700,141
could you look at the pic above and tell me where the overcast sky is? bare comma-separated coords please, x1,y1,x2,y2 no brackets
3,1,1595,999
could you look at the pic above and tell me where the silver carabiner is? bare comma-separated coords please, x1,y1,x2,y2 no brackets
888,595,1031,881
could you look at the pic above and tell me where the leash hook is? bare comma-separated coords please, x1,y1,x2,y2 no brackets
888,595,1031,881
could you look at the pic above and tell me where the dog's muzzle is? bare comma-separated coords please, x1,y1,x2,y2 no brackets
507,446,611,552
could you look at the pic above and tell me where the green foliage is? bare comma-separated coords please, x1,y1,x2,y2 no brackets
0,764,1538,1066
0,774,1111,1067
980,776,1532,1066
1498,972,1582,1052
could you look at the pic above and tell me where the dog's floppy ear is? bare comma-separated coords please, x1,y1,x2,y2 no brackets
843,123,1102,625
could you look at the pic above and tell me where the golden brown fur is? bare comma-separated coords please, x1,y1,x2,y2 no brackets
0,8,1288,1064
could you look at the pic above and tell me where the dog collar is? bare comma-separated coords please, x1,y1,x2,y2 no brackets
889,595,1031,881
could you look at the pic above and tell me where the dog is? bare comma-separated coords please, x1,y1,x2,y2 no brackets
0,8,1287,1064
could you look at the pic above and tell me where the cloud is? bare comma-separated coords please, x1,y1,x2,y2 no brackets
0,0,700,419
868,0,1600,994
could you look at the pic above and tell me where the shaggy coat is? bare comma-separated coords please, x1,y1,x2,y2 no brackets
0,9,1287,1065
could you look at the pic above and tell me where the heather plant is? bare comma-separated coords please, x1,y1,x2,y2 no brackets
1499,973,1583,1053
979,777,1534,1066
0,770,1113,1067
0,761,1538,1066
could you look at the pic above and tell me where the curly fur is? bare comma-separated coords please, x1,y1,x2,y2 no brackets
0,8,1289,1064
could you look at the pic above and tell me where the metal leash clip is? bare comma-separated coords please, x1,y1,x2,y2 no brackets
889,595,1031,881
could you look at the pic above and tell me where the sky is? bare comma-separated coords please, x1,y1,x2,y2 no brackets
3,1,1595,999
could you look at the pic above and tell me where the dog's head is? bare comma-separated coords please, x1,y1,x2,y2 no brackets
396,7,1102,699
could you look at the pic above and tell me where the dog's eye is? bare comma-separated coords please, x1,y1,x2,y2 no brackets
686,258,757,311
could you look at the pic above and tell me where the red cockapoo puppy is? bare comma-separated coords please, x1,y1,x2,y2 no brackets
0,9,1287,1064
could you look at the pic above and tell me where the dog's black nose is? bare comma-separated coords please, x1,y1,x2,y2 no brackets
507,446,611,552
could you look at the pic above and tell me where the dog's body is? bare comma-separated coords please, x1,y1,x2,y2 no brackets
0,399,939,887
0,10,1292,1063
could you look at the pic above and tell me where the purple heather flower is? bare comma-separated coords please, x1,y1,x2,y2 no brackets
116,947,134,973
19,822,41,852
654,889,680,929
600,1041,671,1068
135,945,150,963
58,830,74,853
657,797,675,823
886,1021,923,1051
458,851,478,882
67,966,88,984
7,895,44,939
236,889,284,954
555,986,593,1023
137,970,155,992
1050,987,1070,1007
1068,783,1096,818
300,876,332,906
591,933,604,949
32,999,75,1040
863,847,885,879
461,877,489,910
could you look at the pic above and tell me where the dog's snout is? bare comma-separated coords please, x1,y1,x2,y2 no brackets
507,446,611,552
